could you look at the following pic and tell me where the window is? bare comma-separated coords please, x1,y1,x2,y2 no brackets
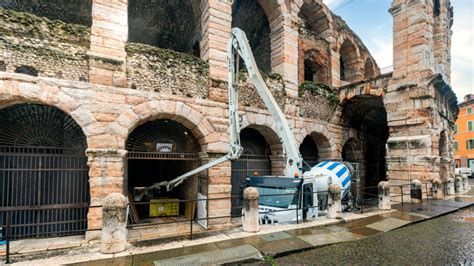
469,121,473,132
468,107,473,114
454,125,458,133
453,141,458,151
467,139,474,150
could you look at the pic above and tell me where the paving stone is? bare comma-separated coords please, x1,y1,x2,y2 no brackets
214,236,265,249
348,227,381,237
258,231,293,242
152,245,262,265
254,237,312,256
132,243,219,265
297,233,343,246
366,218,410,232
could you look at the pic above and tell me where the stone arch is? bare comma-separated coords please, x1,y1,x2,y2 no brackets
339,38,363,83
0,103,90,238
364,57,376,79
299,131,332,165
0,82,96,143
114,100,217,151
128,0,203,56
297,0,333,38
240,113,283,155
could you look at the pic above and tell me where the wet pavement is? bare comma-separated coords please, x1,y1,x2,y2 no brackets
271,205,474,265
268,183,474,265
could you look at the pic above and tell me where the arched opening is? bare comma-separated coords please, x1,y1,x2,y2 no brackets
298,2,331,37
439,130,449,179
0,103,89,239
300,136,319,166
1,0,92,26
232,0,271,73
231,128,271,216
303,49,328,83
128,0,202,56
342,96,388,197
126,119,201,223
339,39,360,83
364,58,375,79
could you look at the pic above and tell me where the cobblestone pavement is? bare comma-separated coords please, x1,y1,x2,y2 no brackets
271,192,474,264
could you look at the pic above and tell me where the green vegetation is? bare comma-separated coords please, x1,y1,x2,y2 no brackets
299,81,339,105
0,7,90,46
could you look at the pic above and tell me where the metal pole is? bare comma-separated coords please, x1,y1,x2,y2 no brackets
6,211,10,264
295,191,299,224
400,185,404,206
189,213,193,240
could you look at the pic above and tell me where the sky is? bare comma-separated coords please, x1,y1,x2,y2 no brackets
323,0,473,102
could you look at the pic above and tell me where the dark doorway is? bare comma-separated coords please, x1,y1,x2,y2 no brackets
231,128,271,216
126,119,201,222
300,136,319,166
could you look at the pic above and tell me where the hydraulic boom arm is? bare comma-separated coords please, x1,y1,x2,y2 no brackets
134,28,302,201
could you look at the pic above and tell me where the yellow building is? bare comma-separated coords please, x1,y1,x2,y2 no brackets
454,94,474,171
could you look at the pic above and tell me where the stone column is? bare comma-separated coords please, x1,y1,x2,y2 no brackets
431,178,444,199
327,184,342,219
454,175,464,193
89,0,128,87
463,175,470,191
445,177,455,196
378,181,391,210
101,193,127,254
242,187,259,233
410,179,422,203
206,153,232,229
86,149,127,240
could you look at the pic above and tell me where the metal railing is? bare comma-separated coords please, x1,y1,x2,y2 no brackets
0,180,447,263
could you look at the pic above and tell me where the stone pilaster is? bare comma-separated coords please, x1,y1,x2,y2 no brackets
86,148,127,239
205,152,232,229
89,0,128,87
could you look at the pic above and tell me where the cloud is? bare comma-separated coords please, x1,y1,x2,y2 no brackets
450,1,474,101
367,36,393,73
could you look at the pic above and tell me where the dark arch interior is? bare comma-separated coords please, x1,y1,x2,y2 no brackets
0,104,87,150
231,127,271,215
15,65,38,77
232,0,271,73
126,119,201,222
1,0,92,26
300,136,319,166
128,0,202,55
0,104,89,238
343,96,388,193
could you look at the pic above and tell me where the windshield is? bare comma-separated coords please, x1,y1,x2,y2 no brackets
256,187,298,208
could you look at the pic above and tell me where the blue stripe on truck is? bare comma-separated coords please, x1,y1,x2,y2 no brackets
342,176,350,187
318,161,329,167
327,162,339,170
335,167,347,178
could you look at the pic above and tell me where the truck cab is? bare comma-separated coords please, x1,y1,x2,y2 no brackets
244,176,318,224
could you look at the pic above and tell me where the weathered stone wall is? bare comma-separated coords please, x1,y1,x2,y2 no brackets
126,43,210,99
0,8,90,81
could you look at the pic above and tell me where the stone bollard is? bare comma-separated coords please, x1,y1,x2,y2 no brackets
242,187,259,233
446,178,455,196
454,175,464,193
101,193,128,254
327,184,342,219
463,175,470,191
431,178,444,199
378,181,391,210
410,179,422,203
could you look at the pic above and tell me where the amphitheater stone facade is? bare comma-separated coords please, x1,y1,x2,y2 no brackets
0,0,458,240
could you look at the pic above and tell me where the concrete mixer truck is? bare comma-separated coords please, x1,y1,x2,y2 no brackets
134,28,354,224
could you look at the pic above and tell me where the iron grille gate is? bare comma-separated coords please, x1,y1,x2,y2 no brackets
0,146,90,239
231,154,271,216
